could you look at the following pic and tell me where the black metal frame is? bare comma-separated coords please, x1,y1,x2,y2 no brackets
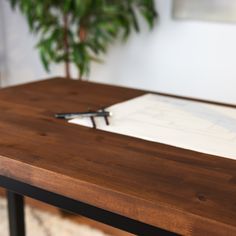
0,175,179,236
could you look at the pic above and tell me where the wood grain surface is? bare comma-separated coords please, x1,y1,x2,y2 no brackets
0,77,235,235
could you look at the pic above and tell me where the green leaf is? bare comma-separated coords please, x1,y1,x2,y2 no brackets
39,47,50,72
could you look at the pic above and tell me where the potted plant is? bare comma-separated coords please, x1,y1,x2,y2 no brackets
9,0,157,79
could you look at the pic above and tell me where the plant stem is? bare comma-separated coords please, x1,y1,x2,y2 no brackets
77,26,84,80
63,13,71,79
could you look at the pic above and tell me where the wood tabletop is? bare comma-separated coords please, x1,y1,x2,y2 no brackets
0,78,235,236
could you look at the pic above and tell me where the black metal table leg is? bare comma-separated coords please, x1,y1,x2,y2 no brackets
7,191,25,236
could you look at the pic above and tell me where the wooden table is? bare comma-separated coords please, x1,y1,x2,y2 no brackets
0,78,236,236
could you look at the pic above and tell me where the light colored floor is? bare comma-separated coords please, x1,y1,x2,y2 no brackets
0,197,110,236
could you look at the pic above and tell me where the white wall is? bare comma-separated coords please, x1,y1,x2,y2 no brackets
0,0,7,85
1,0,236,104
0,0,59,86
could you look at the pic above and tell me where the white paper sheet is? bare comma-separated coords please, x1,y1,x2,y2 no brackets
69,94,236,160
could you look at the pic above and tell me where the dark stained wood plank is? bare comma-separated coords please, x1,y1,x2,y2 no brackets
0,77,235,235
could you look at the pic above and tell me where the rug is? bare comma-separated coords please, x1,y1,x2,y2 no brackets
0,197,110,236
